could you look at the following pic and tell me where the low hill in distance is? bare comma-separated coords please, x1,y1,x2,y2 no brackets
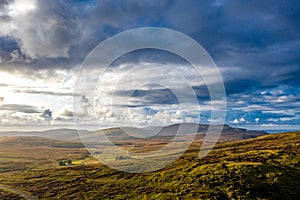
101,123,267,142
0,123,267,143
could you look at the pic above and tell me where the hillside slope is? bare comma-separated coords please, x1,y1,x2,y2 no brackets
1,131,299,199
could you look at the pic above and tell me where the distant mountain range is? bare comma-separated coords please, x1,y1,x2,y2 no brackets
0,123,267,143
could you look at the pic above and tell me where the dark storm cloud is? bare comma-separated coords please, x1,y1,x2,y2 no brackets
113,85,211,108
0,0,298,90
155,0,300,93
0,1,298,68
0,0,11,9
114,87,179,107
0,0,171,74
109,49,190,68
0,0,299,128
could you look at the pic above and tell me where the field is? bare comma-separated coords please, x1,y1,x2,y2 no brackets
0,131,299,199
0,136,89,172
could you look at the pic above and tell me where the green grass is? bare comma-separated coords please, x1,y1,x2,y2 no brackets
0,131,299,199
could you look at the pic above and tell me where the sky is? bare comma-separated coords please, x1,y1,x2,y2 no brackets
0,0,299,131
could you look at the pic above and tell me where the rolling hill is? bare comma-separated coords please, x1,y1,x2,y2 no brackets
0,131,299,199
0,123,267,143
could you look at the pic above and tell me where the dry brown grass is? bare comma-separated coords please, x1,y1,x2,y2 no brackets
0,136,89,172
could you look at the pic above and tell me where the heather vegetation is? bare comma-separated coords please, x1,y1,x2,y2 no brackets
0,131,299,199
0,188,26,200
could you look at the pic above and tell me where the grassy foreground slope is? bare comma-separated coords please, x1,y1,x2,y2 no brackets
0,188,26,200
1,131,299,200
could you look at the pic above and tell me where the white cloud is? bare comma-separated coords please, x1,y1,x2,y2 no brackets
240,117,246,122
232,118,239,124
279,117,298,121
0,0,80,59
232,117,246,124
